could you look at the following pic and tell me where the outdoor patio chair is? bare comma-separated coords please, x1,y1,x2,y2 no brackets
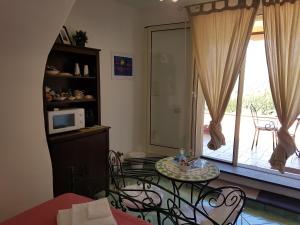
108,150,163,216
250,104,278,150
289,118,300,157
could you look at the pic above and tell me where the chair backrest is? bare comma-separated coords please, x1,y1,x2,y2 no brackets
108,150,126,190
107,177,202,225
107,179,246,225
250,104,258,127
197,186,246,225
291,119,300,138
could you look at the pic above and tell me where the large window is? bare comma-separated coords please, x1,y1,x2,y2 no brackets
200,16,300,176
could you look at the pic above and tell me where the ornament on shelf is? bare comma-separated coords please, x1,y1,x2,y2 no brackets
74,63,81,76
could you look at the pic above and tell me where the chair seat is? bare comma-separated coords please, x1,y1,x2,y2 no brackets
121,184,163,210
179,201,213,224
179,188,243,225
256,125,277,131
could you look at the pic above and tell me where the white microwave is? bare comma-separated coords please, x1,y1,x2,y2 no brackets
48,108,85,134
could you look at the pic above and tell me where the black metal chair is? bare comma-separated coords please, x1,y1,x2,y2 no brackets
107,177,246,225
250,104,278,150
187,186,246,225
108,150,163,219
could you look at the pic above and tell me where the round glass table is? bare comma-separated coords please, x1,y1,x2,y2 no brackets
155,157,220,204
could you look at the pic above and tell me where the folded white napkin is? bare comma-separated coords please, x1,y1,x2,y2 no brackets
87,198,112,219
72,198,117,225
72,202,87,225
57,209,72,225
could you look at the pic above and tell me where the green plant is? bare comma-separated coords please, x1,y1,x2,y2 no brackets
225,91,276,116
226,98,237,113
72,30,88,47
243,91,275,115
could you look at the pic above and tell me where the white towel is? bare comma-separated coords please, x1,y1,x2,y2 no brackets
87,198,112,219
72,202,88,225
72,198,117,225
57,209,72,225
83,216,117,225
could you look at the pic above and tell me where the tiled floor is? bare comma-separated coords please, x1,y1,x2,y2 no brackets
241,202,300,225
203,114,300,174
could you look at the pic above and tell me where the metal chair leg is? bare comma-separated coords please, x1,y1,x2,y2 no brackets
251,130,257,150
296,149,300,157
272,131,275,150
255,130,260,147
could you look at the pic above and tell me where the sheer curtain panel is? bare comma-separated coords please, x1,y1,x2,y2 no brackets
187,0,259,150
263,0,300,172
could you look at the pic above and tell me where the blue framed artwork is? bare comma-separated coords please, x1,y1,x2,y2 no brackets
112,53,134,79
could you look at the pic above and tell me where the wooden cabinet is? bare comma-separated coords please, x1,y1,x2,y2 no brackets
43,44,109,197
48,126,109,197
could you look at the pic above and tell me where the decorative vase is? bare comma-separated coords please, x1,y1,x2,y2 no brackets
74,63,81,76
83,65,89,77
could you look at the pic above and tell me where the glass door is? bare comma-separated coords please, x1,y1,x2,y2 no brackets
146,23,193,155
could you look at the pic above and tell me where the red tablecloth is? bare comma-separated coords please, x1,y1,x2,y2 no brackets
1,193,151,225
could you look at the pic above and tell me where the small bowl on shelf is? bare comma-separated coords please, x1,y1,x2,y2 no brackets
84,95,94,99
46,70,60,76
58,72,73,77
54,96,66,101
75,95,84,100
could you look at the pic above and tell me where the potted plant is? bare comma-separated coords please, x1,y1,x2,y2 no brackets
72,30,88,47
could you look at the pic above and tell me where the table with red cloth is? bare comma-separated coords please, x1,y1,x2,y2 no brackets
0,193,152,225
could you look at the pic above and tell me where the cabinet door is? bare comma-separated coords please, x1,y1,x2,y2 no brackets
49,131,109,197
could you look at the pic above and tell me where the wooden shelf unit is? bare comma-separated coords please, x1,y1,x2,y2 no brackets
46,98,97,107
43,43,101,129
43,43,109,198
45,74,97,79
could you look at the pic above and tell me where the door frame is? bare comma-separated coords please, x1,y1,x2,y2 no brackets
145,22,194,156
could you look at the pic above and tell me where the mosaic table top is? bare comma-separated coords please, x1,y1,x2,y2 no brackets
155,157,220,182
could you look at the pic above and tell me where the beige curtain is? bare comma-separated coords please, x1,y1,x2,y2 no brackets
188,0,258,149
263,0,300,172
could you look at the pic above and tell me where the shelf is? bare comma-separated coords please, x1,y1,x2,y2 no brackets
52,43,100,56
47,125,110,143
45,74,96,79
47,98,96,107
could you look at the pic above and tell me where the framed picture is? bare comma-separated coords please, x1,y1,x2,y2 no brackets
112,52,134,79
59,26,72,45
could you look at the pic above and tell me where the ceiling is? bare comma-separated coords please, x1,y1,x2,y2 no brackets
116,0,161,9
116,0,209,9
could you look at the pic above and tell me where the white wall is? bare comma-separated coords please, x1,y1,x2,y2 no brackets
65,0,146,155
0,0,75,221
142,3,188,27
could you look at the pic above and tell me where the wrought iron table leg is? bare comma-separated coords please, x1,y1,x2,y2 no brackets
193,181,209,203
171,180,184,207
157,211,161,225
190,183,194,204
